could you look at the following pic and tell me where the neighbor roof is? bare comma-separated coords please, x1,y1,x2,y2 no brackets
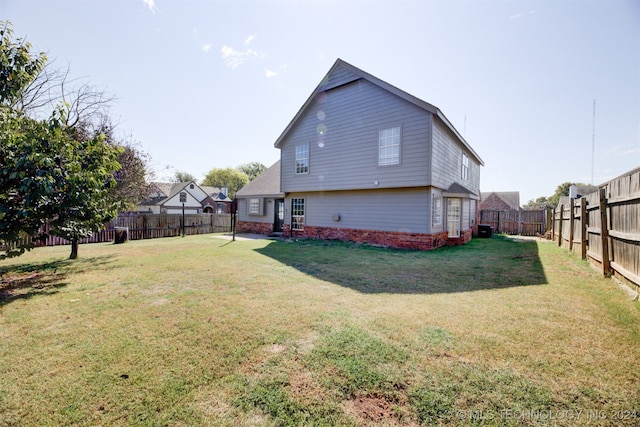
273,58,484,166
480,191,521,210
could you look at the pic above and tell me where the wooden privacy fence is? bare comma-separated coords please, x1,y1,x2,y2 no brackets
479,209,548,236
111,213,231,240
3,213,232,250
552,168,640,290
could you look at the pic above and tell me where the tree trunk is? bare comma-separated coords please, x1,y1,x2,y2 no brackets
69,237,79,259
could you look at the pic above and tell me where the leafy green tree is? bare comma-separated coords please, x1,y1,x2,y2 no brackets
1,110,68,257
237,161,266,182
0,21,46,108
173,171,196,183
202,167,248,199
3,19,150,214
548,182,584,208
525,196,552,210
48,129,122,259
1,107,122,259
87,121,152,212
526,182,588,210
1,21,123,259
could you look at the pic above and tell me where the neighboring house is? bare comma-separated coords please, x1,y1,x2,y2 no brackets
557,184,599,209
237,58,484,250
235,161,285,235
479,192,521,211
137,181,232,214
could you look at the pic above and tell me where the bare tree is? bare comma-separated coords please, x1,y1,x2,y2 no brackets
13,53,151,210
15,60,116,128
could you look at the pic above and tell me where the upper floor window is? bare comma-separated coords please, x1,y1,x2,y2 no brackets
379,127,400,166
461,153,469,180
295,145,309,174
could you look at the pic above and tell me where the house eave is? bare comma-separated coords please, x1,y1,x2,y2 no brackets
443,192,480,200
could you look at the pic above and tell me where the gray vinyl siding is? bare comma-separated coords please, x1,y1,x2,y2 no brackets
285,188,432,234
280,79,432,193
321,65,362,91
237,197,275,224
431,118,481,193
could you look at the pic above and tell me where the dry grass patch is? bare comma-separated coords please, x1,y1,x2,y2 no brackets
1,234,639,426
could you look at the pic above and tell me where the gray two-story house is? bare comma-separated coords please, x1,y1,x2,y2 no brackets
237,59,483,250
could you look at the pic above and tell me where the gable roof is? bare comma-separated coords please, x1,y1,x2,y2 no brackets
153,182,173,197
139,181,231,208
274,58,484,166
236,160,283,198
480,191,521,210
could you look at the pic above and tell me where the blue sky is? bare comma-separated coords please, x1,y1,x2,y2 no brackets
3,0,639,204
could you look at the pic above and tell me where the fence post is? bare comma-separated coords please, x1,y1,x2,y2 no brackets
580,198,587,259
569,198,575,251
557,205,563,247
599,188,612,277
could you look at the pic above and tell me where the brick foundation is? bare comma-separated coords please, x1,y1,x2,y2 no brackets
236,221,274,235
239,221,474,250
282,225,463,250
445,228,473,246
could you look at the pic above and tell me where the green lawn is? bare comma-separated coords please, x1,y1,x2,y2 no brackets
1,234,639,426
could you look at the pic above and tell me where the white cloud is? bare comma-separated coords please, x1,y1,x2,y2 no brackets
221,45,259,69
604,144,640,156
510,9,536,20
265,69,277,78
220,35,265,69
202,43,213,53
143,0,157,14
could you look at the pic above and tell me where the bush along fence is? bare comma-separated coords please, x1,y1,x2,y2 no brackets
552,167,640,293
478,209,549,236
3,213,232,251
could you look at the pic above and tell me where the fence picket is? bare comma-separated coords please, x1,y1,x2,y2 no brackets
552,168,640,290
1,213,232,252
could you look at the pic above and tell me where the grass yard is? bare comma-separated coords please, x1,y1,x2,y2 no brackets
1,234,639,426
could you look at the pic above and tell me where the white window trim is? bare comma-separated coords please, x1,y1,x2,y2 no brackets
378,126,401,166
447,198,461,238
432,195,442,226
291,197,305,230
295,144,309,174
248,198,262,215
461,153,469,180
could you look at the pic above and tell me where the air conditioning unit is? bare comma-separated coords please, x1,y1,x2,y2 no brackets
478,224,493,238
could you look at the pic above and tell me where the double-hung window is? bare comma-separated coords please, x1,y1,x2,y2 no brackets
248,198,261,215
432,195,442,226
378,127,400,166
447,198,461,238
291,198,305,230
461,153,469,180
295,145,309,174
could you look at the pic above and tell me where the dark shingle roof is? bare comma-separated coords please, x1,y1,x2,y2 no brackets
480,191,521,210
235,161,283,197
